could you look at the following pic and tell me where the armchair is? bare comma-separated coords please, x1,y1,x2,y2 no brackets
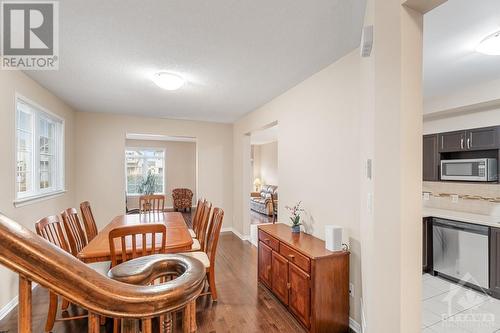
172,188,194,212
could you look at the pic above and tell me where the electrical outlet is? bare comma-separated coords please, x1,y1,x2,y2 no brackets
423,192,430,201
349,282,354,298
451,194,459,203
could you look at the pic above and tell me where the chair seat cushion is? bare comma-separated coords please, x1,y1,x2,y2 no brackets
87,261,111,275
190,238,201,251
188,228,196,238
180,251,210,268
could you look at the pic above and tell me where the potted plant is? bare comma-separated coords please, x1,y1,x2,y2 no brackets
138,170,158,210
286,201,304,233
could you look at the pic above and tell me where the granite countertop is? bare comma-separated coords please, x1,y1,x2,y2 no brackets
423,207,500,228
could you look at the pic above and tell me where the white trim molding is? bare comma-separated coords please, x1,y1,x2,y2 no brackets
220,227,250,241
350,317,362,333
0,283,38,321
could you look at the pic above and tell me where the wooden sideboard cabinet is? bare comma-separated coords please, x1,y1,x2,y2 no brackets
257,224,350,333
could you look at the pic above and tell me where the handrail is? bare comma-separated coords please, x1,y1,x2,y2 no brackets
0,214,206,320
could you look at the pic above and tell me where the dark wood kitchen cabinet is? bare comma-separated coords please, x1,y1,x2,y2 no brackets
437,126,500,152
258,224,350,333
490,227,500,298
423,134,439,181
467,127,500,151
438,130,466,152
422,217,432,272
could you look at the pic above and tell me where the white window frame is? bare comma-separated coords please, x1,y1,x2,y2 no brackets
125,146,165,196
14,94,65,206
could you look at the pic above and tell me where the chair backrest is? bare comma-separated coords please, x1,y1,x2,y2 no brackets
205,208,224,265
198,201,212,251
172,188,193,199
61,208,88,256
80,201,98,242
35,215,70,252
192,198,205,233
139,195,165,213
108,224,167,267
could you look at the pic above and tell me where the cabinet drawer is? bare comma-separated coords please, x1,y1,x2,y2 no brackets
258,230,279,251
279,243,310,273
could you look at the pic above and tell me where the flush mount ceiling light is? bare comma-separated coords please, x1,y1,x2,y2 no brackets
152,72,186,90
476,31,500,55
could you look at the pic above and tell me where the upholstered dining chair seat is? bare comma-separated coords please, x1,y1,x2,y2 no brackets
180,252,210,269
188,229,196,238
87,261,111,276
190,239,201,251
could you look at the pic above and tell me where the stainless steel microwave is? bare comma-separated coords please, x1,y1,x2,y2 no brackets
440,158,498,181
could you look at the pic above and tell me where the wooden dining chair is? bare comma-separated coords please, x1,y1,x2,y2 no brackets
108,223,167,333
80,201,98,242
139,194,165,213
188,198,205,238
35,216,79,332
108,223,167,267
61,208,88,256
189,201,212,252
181,208,224,301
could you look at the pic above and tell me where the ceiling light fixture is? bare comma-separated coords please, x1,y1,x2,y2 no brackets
476,31,500,55
152,72,186,90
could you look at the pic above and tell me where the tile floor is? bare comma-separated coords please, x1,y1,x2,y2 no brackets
422,274,500,332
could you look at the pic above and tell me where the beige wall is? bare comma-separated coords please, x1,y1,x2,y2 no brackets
74,112,233,230
251,145,261,182
233,49,364,323
234,2,426,330
424,107,500,135
0,71,76,310
252,142,278,186
125,139,196,208
258,142,278,186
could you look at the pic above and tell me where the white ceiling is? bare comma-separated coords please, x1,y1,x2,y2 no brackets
25,0,367,123
424,0,500,99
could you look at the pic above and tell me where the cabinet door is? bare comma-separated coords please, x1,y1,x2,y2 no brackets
423,135,439,181
288,262,310,328
467,127,499,150
271,251,289,305
490,228,500,298
258,241,272,288
422,217,433,272
438,131,466,152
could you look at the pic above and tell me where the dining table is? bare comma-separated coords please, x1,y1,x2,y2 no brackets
77,212,194,264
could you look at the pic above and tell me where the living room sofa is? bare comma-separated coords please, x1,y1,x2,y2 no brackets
250,185,278,216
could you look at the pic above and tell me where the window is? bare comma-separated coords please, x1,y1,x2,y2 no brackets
15,97,64,202
125,148,164,195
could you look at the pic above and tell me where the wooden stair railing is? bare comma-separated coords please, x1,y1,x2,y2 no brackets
0,214,206,333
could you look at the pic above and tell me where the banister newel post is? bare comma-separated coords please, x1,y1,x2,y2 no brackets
18,275,32,333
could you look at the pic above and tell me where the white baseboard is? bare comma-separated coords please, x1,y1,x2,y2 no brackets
350,317,362,333
220,227,250,241
0,283,38,321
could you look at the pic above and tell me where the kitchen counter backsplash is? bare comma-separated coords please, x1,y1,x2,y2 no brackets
423,181,500,216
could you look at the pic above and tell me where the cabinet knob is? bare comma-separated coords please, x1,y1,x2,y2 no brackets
288,254,295,260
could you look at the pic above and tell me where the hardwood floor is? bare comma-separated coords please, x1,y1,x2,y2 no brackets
0,233,305,333
250,210,274,225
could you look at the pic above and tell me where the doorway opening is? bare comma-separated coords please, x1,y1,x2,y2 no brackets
124,133,197,215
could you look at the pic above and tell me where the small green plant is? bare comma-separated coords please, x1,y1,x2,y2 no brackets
138,170,158,195
286,201,304,227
